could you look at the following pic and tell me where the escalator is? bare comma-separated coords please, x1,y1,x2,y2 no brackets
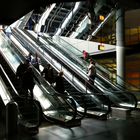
17,28,137,110
45,34,138,110
52,35,140,92
0,31,84,127
11,28,111,120
43,2,75,34
0,64,40,135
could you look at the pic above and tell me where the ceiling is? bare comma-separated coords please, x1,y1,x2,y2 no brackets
1,0,140,44
0,0,86,25
29,0,117,41
23,0,140,42
1,0,140,25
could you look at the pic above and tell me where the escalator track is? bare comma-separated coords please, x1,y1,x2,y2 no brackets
11,28,111,119
31,30,138,111
0,64,40,135
0,31,83,127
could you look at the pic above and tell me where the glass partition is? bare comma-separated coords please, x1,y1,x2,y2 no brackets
0,31,83,124
11,28,113,118
13,29,138,110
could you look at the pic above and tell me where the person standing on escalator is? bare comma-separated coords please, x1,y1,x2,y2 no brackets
16,59,30,95
87,60,96,87
22,66,40,99
26,52,33,62
83,50,89,61
54,71,65,94
31,53,41,72
41,64,54,84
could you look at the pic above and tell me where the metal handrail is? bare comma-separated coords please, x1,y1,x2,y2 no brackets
56,94,78,121
10,27,111,117
55,35,140,92
3,30,85,123
39,34,138,110
0,65,13,103
0,56,41,127
46,3,63,33
65,94,87,120
12,27,138,110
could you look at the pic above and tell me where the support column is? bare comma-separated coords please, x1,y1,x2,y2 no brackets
116,7,125,86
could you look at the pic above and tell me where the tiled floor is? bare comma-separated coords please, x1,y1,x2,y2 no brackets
36,116,140,140
1,112,140,140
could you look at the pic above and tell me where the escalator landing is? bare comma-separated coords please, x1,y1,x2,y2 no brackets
25,116,140,140
1,115,140,140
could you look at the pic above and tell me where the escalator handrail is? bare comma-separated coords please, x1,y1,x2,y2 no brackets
0,65,13,103
3,31,87,123
13,28,89,92
14,28,110,106
39,31,128,93
16,27,137,117
9,33,80,108
56,94,78,121
1,62,43,125
12,29,138,110
49,35,85,69
86,77,138,110
46,3,64,33
0,59,42,127
44,38,138,109
124,91,138,110
43,34,138,108
0,64,18,99
64,93,87,120
52,35,140,92
0,38,78,125
10,28,111,117
14,28,138,110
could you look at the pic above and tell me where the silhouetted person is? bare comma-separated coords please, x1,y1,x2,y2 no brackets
26,52,33,62
31,53,41,72
54,71,65,94
16,60,30,79
16,60,30,95
22,66,40,99
41,64,54,84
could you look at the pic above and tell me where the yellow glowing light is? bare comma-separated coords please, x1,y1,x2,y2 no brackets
98,45,105,50
99,15,105,21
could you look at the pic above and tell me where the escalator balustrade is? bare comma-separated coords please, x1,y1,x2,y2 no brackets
10,28,111,119
33,31,138,110
0,31,83,127
0,64,40,135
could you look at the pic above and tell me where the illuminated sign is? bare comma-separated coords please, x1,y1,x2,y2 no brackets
98,45,105,50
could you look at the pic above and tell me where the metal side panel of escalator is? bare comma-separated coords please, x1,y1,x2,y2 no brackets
0,64,40,135
10,28,111,120
0,31,83,127
25,29,138,111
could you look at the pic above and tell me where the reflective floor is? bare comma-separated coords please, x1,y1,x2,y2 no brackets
1,111,140,140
